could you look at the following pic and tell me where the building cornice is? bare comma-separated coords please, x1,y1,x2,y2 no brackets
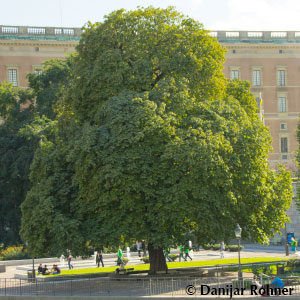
0,39,78,47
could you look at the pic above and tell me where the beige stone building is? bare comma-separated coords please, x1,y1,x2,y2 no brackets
0,25,80,87
1,26,300,240
218,31,300,174
216,30,300,241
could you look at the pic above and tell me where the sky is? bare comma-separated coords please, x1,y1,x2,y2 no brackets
1,0,300,31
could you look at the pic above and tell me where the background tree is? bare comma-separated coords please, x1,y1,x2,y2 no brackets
0,58,71,246
0,83,35,245
21,7,293,273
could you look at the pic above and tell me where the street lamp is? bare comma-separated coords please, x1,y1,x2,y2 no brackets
25,241,35,280
234,224,243,284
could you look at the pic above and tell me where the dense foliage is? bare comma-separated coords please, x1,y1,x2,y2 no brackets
0,58,71,246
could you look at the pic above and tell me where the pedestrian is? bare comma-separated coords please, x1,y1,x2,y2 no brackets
179,245,186,262
67,253,73,269
126,246,131,259
141,240,146,257
291,237,297,255
37,263,43,275
184,245,192,261
42,265,50,275
96,251,104,267
136,241,141,257
252,275,262,289
220,241,225,259
164,248,172,262
271,275,284,295
117,246,125,266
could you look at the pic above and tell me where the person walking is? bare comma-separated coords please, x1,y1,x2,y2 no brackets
117,246,125,266
164,248,172,262
136,241,141,257
184,245,192,261
220,241,225,259
291,237,297,255
96,251,104,267
141,240,146,257
67,253,73,269
179,245,186,262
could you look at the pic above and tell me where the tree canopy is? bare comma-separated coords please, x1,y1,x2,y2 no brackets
20,7,293,272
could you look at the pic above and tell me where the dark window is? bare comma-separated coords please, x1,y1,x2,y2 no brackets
281,137,288,153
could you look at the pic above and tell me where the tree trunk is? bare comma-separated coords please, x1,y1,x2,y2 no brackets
148,243,168,275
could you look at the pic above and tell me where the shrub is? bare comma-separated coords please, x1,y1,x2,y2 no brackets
202,244,212,250
286,259,300,268
0,245,29,260
130,245,137,252
141,256,149,264
169,254,179,261
251,265,273,277
227,245,244,252
211,244,221,251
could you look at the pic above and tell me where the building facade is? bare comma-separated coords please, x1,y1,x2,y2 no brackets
1,26,300,240
218,30,300,174
0,25,80,87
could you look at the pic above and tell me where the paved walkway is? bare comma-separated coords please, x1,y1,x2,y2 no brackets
0,244,292,279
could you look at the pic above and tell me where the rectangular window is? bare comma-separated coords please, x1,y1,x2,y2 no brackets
278,70,286,86
281,137,288,153
278,97,287,113
280,123,287,130
253,70,261,86
34,68,42,75
8,69,18,87
231,70,239,80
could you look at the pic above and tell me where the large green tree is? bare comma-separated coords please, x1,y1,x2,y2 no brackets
21,7,292,273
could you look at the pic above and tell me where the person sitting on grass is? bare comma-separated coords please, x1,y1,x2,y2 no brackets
51,264,61,275
37,264,43,275
42,265,50,275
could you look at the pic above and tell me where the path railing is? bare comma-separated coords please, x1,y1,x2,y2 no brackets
1,276,300,297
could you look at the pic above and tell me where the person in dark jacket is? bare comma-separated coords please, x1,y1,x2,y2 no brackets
96,251,104,267
141,240,146,257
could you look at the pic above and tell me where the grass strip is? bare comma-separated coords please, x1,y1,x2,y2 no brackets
46,256,287,277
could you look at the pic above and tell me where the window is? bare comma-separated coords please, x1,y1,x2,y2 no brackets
54,28,62,35
277,70,286,86
8,69,18,86
280,123,287,130
231,70,239,80
281,137,288,153
253,70,261,86
282,154,288,160
2,26,18,34
27,27,45,34
63,29,74,35
32,65,43,75
34,69,42,75
278,97,287,112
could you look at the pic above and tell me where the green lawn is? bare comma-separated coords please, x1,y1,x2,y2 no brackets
44,256,288,277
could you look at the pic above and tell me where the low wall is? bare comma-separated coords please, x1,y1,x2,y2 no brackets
0,296,289,300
